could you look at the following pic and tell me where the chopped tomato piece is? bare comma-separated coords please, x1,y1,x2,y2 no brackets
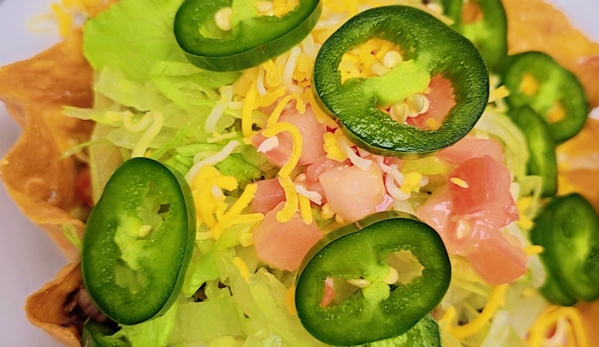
437,136,504,165
306,156,348,182
319,164,385,222
252,105,327,167
408,75,456,130
252,178,285,214
320,278,336,307
448,155,518,223
417,155,526,284
253,202,323,271
75,166,93,207
465,234,528,285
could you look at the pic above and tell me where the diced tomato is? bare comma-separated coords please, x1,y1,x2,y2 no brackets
306,156,349,182
251,178,285,214
408,75,456,130
252,105,327,167
416,155,526,284
465,234,528,285
319,164,385,222
320,278,336,307
253,202,323,271
75,166,93,207
448,155,518,224
436,136,504,165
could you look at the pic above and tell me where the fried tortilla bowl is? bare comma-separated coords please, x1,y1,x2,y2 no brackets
0,0,598,345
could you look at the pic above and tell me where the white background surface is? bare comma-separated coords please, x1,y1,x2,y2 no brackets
0,0,597,346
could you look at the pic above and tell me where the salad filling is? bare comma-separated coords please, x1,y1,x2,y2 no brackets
1,0,599,346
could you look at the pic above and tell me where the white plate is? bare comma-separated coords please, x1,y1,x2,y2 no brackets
0,1,597,346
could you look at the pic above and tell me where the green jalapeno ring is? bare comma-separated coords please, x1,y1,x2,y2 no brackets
295,211,451,346
507,106,557,197
82,319,130,347
313,5,489,159
355,314,442,347
530,193,599,303
82,158,196,325
442,0,508,70
500,51,589,143
174,0,322,72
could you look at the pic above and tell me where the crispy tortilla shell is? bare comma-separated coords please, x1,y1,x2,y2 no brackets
0,29,92,345
25,262,82,347
0,29,92,261
1,1,599,346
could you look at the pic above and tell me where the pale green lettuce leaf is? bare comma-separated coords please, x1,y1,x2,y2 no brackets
83,0,184,83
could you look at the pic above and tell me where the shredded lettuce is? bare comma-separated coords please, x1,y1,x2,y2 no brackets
112,302,179,347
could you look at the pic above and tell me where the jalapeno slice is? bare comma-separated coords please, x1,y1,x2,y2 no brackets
442,0,508,70
530,193,599,303
355,314,442,347
174,0,322,71
313,5,489,158
82,158,196,325
508,106,557,197
82,320,130,347
295,211,451,346
500,51,589,143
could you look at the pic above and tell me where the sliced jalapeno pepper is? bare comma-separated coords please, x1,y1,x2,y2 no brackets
82,320,130,347
295,211,451,346
174,0,322,71
530,193,599,303
441,0,507,70
313,5,489,159
355,314,441,347
507,106,557,197
82,158,196,325
500,51,589,143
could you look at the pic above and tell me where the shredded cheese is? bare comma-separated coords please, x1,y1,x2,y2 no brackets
242,80,259,139
285,286,297,316
232,257,250,283
266,95,294,127
527,306,589,347
451,284,508,339
450,177,469,189
185,140,240,182
262,122,303,178
323,131,347,162
524,245,544,256
338,137,372,170
298,193,313,224
211,183,262,239
131,111,164,158
205,85,233,133
276,176,299,223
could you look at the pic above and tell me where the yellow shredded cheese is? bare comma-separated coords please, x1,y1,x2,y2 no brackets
242,79,259,139
285,286,297,316
489,85,510,103
450,177,469,189
266,95,294,127
51,3,73,37
323,131,347,162
451,284,508,339
211,183,260,239
298,193,313,224
232,257,250,283
276,176,299,223
524,245,544,256
320,202,335,220
262,122,303,178
528,306,589,347
305,88,338,127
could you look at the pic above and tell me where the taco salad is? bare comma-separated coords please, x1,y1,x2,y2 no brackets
1,0,599,346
